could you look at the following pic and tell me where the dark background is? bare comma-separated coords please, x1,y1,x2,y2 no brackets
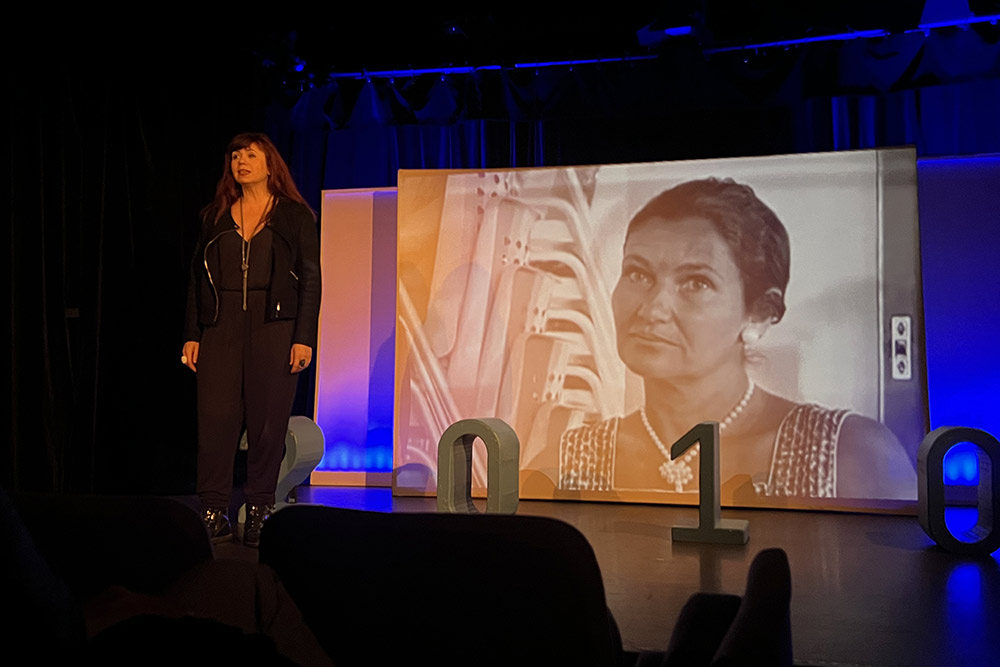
4,3,1000,495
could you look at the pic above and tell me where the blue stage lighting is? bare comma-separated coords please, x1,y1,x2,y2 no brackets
944,443,981,485
660,26,694,37
947,562,982,602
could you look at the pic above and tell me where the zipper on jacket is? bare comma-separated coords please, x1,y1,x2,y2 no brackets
203,227,233,324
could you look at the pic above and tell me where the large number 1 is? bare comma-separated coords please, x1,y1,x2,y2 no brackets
671,422,750,544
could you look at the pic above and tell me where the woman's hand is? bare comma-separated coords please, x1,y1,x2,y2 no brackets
182,341,199,372
290,343,313,374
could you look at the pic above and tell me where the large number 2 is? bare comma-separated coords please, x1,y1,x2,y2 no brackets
671,422,750,544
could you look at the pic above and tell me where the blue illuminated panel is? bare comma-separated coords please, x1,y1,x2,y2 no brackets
918,156,1000,485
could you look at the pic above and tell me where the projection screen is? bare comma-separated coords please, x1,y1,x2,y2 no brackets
393,148,927,513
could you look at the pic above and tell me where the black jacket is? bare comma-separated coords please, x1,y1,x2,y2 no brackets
184,198,321,348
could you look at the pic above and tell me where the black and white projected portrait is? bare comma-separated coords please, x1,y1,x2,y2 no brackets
552,176,914,500
394,149,924,510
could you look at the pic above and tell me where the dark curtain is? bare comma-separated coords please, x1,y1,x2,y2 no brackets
6,23,1000,494
4,29,273,494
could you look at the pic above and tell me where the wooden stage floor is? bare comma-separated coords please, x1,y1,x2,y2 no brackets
216,486,1000,667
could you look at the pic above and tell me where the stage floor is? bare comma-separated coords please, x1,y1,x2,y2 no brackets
216,485,1000,667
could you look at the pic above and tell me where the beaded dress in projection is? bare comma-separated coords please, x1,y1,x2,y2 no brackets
558,382,852,498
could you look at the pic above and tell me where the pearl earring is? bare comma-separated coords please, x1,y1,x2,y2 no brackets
742,330,760,346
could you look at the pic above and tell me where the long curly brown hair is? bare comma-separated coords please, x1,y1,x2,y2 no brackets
200,132,312,224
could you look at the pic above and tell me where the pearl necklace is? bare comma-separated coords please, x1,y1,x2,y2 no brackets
640,380,756,492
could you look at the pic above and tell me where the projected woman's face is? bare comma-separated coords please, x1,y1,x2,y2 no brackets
612,215,749,382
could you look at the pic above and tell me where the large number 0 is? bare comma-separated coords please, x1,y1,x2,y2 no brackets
436,418,520,515
918,426,1000,556
671,422,750,545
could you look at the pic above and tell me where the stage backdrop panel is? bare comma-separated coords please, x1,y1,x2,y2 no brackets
312,188,397,487
393,149,928,513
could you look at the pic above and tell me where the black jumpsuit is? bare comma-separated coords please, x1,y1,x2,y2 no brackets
195,225,298,509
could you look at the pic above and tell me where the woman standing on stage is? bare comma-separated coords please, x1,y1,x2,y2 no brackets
182,132,320,547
